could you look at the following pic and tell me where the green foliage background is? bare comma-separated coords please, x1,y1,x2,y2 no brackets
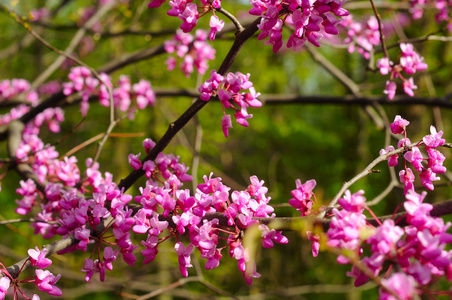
0,0,451,299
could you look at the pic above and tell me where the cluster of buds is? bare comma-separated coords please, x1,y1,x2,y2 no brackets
340,15,380,59
318,188,452,298
0,79,38,104
148,0,224,37
63,66,156,116
134,171,287,284
380,115,446,192
376,43,428,99
164,29,216,77
251,0,349,51
198,70,262,137
409,0,452,31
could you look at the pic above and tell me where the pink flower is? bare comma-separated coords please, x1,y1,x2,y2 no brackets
384,81,397,100
179,3,199,33
380,273,416,300
404,190,432,227
209,15,224,41
379,146,398,167
28,247,52,268
399,168,415,195
221,114,233,138
148,0,166,8
390,115,410,134
34,269,62,296
175,242,194,277
128,153,142,170
289,179,316,216
403,77,417,97
419,168,440,191
404,147,424,172
423,125,445,148
307,231,320,257
0,277,10,300
338,190,366,212
377,57,392,75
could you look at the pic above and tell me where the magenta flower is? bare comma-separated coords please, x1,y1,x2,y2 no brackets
28,247,52,268
209,15,224,41
175,242,194,277
128,153,142,170
289,179,316,216
221,114,233,138
427,148,446,173
34,269,62,296
379,146,398,167
384,81,397,100
338,190,366,212
403,77,417,97
404,190,432,227
0,277,10,300
390,115,410,135
380,272,416,300
404,147,424,172
399,168,415,195
419,168,440,191
423,125,445,148
377,57,392,75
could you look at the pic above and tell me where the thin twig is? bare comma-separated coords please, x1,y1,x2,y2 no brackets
217,7,244,32
369,0,389,57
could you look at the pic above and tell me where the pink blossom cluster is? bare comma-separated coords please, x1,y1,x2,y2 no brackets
0,247,61,298
326,190,368,263
12,131,288,285
376,43,428,100
380,115,446,192
128,138,192,183
339,15,380,59
288,179,317,216
198,70,262,137
322,188,452,298
0,78,38,105
62,66,156,116
148,0,224,36
134,172,287,284
164,29,216,77
409,0,452,31
250,0,349,51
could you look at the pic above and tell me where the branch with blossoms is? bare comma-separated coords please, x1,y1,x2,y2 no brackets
2,0,452,299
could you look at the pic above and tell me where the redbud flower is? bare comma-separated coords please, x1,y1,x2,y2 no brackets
380,272,417,300
289,179,316,216
423,125,445,148
209,15,224,41
399,168,415,195
175,242,194,277
221,114,233,138
403,77,417,97
34,269,62,296
128,153,142,170
379,146,398,167
390,115,410,134
377,57,392,75
384,81,397,100
0,277,10,300
338,190,366,212
28,247,52,268
419,168,440,191
404,147,424,172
